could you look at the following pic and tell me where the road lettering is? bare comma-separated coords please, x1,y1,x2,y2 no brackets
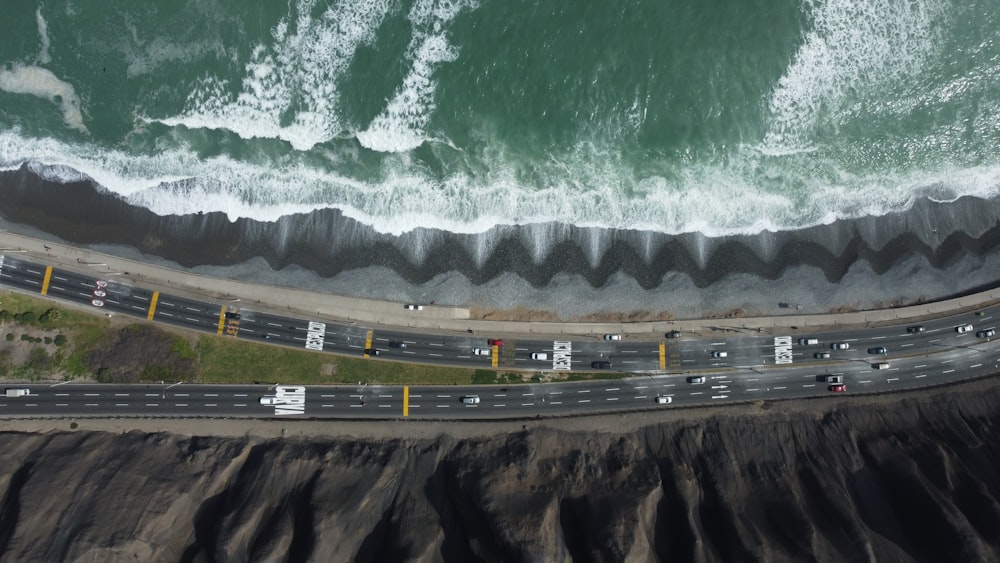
305,321,326,351
552,341,572,371
273,385,306,416
774,336,793,364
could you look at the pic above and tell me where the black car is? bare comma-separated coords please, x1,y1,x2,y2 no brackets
591,361,612,369
388,340,407,349
906,326,925,333
867,347,887,355
665,330,682,339
224,311,241,320
364,348,382,356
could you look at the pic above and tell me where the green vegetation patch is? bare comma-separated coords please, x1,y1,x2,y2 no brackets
195,335,477,385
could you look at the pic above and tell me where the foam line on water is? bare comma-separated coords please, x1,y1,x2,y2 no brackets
763,0,947,151
153,0,393,151
356,0,477,153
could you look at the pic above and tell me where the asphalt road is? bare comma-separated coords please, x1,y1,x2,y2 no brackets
1,254,998,419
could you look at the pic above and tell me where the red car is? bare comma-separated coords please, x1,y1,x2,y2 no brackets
487,339,503,346
828,384,847,392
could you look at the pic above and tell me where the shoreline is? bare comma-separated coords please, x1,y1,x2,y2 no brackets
2,164,1000,320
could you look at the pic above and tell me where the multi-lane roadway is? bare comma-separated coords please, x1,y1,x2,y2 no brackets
1,255,998,419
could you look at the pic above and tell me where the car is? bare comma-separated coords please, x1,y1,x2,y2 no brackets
906,325,925,333
831,342,849,350
655,395,672,404
530,353,548,360
798,338,819,345
872,362,890,370
828,384,847,392
224,311,241,320
91,299,104,307
461,395,480,405
977,329,996,338
388,340,407,349
259,397,280,405
824,375,843,384
956,324,974,333
487,339,503,346
687,376,705,384
404,304,424,311
603,334,622,341
814,352,832,359
93,289,106,298
473,348,491,356
591,361,612,369
364,348,382,356
95,280,108,288
711,351,728,358
665,330,682,339
867,347,887,355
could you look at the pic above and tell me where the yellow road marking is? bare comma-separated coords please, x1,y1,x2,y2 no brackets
147,291,159,320
659,342,666,370
40,266,52,295
216,305,227,335
364,329,374,358
403,386,409,417
491,345,498,368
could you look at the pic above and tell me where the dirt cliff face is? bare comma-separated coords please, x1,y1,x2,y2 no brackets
1,382,999,562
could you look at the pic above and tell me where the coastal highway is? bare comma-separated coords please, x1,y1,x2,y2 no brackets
1,254,999,419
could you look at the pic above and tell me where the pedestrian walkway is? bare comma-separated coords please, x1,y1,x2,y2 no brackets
2,230,998,339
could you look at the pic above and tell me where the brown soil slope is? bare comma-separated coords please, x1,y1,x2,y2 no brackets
1,383,999,562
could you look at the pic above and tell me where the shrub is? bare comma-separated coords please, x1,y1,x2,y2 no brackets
39,313,50,323
5,333,13,342
44,337,52,344
0,310,9,320
19,311,35,323
20,334,30,342
54,334,66,346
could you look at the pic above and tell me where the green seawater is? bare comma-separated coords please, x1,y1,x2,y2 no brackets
0,0,998,236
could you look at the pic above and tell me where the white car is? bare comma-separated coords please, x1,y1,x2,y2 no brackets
956,324,973,333
473,348,491,356
95,280,108,288
91,299,104,307
530,353,548,360
831,342,849,350
259,396,279,405
655,395,672,404
93,289,106,297
461,395,480,404
603,334,622,341
404,304,424,311
711,351,728,358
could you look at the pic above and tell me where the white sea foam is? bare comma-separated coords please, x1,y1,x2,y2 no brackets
763,0,947,151
155,0,393,151
36,7,51,64
0,65,89,134
356,0,476,153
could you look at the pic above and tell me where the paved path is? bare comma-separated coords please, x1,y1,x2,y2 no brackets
3,230,999,338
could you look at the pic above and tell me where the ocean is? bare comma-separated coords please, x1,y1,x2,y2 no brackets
1,0,999,319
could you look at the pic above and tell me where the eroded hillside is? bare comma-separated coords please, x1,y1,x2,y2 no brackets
1,380,999,562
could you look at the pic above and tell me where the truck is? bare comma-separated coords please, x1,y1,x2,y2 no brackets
5,389,30,398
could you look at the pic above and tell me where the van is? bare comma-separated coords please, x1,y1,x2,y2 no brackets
798,338,819,345
5,389,30,398
872,362,890,370
530,353,548,360
824,375,843,384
